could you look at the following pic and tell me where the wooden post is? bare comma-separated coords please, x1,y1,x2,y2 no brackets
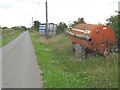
45,0,48,35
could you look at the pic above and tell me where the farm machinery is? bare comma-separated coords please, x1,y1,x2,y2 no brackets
66,24,116,60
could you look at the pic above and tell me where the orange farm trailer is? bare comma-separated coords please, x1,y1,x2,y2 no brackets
67,24,116,58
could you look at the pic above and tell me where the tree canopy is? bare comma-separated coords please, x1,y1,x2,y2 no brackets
33,20,40,30
106,15,118,34
11,26,27,30
57,22,68,34
106,14,119,51
70,18,86,28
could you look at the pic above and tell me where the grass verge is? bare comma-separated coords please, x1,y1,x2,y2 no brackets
1,29,23,47
30,31,118,88
0,29,2,47
0,40,2,47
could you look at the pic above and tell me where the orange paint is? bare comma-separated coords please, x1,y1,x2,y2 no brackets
70,24,116,55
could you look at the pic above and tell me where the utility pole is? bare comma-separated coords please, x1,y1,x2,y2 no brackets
32,17,33,27
45,0,48,35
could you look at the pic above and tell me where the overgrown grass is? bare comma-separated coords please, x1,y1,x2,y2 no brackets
1,29,23,47
0,40,2,47
0,29,2,47
30,31,118,88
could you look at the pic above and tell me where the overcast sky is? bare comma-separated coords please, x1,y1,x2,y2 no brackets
0,0,119,28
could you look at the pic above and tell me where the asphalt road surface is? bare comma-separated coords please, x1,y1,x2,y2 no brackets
2,31,42,88
0,47,2,89
0,30,2,89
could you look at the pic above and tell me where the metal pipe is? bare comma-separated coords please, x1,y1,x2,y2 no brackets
66,31,92,41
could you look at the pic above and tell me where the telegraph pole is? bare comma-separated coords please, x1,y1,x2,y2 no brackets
45,0,48,35
32,17,33,28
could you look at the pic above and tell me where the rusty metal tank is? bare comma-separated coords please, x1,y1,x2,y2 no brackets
67,24,116,56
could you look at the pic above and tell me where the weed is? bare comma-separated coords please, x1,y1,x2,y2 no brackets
1,29,23,47
30,31,118,88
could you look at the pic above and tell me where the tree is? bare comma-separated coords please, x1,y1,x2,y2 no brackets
20,26,27,30
33,20,40,30
11,26,26,30
70,18,86,28
11,26,20,30
106,15,118,34
57,22,68,34
2,27,8,29
106,14,120,52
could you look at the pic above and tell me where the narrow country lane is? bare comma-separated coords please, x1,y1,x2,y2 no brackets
0,45,2,89
2,31,42,88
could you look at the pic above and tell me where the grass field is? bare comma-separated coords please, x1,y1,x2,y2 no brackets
0,29,23,47
30,31,118,88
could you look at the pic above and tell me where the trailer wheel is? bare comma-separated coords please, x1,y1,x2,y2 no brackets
103,48,110,57
72,44,86,61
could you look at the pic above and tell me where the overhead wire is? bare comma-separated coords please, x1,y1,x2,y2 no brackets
30,1,41,27
33,1,41,18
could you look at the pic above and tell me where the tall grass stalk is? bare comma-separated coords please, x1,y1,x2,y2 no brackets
30,31,118,88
